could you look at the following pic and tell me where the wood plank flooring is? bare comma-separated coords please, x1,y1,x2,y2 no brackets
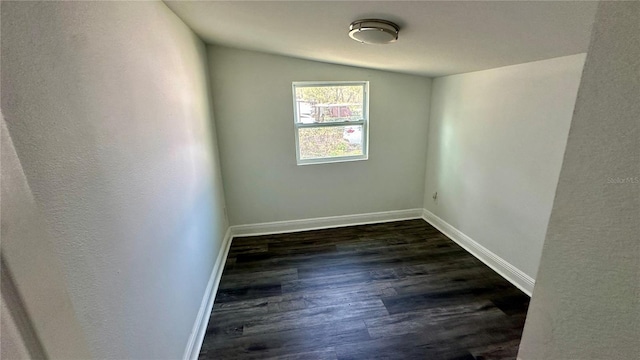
199,219,529,360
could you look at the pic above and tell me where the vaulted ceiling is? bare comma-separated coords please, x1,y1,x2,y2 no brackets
165,1,597,77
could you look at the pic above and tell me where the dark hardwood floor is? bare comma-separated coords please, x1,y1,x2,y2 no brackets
199,219,530,360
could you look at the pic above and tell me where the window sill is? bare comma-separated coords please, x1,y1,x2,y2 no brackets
297,155,368,166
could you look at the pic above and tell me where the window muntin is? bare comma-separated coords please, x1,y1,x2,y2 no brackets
293,81,369,165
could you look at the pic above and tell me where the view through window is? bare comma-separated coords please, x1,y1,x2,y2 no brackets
292,81,369,165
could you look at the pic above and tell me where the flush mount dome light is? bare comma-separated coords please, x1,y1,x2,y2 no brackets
349,19,399,44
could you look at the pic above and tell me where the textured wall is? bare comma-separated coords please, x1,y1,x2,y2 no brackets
209,46,431,225
1,2,227,358
423,54,586,278
2,117,87,359
0,296,32,360
518,2,639,359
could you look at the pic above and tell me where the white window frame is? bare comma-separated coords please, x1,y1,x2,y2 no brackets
292,81,369,165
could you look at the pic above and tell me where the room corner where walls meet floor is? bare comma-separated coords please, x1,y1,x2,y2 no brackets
184,210,535,360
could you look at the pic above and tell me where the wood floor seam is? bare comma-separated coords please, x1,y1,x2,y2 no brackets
199,219,529,360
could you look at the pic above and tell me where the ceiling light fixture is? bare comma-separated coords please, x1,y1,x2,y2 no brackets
349,19,399,45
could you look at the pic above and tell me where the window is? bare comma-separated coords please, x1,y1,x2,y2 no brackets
292,81,369,165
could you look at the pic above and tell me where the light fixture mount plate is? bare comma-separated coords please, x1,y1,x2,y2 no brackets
349,19,399,45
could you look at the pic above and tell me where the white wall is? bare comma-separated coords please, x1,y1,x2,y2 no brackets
518,2,640,358
208,46,431,225
1,116,91,358
1,295,33,360
423,54,586,279
1,2,227,359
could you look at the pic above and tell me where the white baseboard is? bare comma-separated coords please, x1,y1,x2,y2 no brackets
183,227,233,360
231,208,424,237
422,209,535,296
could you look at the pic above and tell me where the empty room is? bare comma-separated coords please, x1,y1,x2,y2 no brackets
1,1,637,360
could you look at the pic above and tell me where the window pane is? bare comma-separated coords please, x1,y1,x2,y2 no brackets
295,85,364,124
298,125,364,160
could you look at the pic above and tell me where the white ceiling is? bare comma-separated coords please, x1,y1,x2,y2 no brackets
164,1,598,77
